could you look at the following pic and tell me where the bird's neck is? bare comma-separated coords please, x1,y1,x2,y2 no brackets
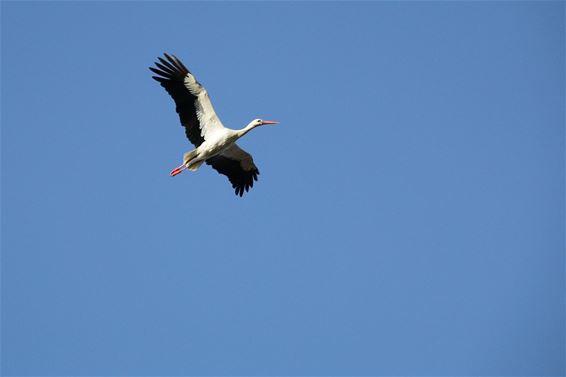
236,122,259,138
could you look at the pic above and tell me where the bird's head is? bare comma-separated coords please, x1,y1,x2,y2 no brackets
252,118,280,127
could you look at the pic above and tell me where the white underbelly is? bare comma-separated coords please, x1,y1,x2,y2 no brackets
198,138,234,159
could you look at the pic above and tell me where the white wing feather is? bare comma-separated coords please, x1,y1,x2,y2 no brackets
184,73,226,141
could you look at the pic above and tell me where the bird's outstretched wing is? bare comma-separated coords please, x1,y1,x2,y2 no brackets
150,53,225,147
206,144,260,197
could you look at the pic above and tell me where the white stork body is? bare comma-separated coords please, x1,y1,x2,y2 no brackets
149,54,278,196
183,128,239,170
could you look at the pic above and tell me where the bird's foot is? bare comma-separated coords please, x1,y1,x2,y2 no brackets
170,164,188,177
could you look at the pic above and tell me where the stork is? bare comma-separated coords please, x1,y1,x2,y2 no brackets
149,53,279,196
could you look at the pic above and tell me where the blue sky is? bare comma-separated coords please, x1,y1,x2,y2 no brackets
1,1,564,376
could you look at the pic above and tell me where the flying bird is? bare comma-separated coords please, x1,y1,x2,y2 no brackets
149,53,279,196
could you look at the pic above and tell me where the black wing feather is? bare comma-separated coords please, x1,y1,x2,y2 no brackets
206,156,260,197
172,54,190,72
153,62,175,75
149,54,205,147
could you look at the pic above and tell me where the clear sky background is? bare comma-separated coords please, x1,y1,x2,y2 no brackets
1,1,564,376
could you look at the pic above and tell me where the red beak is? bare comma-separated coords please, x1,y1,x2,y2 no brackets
261,120,280,125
